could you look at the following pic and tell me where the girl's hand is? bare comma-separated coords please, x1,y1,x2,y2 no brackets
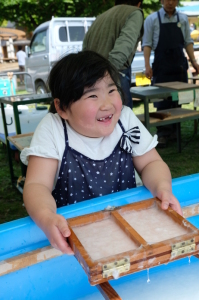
40,212,74,255
156,189,183,216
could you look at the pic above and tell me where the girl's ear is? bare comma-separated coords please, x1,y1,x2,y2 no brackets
54,98,68,119
54,98,60,112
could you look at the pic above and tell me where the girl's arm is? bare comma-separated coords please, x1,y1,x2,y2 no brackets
23,156,74,254
133,148,182,216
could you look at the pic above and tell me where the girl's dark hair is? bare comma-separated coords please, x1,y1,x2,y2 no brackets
48,50,124,113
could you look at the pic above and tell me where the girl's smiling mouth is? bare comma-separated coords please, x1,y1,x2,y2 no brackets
97,114,113,122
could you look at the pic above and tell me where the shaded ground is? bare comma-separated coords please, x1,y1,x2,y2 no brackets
0,62,28,223
0,144,28,224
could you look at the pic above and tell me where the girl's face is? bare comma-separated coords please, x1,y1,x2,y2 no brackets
56,74,123,138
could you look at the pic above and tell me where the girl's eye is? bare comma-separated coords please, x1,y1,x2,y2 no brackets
109,88,117,93
88,94,97,98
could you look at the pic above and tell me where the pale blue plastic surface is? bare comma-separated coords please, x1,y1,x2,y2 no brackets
1,174,199,300
0,132,17,150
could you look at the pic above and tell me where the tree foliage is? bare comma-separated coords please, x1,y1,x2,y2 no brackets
0,0,161,33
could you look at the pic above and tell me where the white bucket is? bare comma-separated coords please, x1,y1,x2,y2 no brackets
0,105,48,135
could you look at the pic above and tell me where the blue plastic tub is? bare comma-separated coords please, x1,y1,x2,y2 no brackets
1,174,199,299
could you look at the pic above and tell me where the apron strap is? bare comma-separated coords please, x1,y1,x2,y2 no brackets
118,119,126,133
157,11,161,25
61,118,69,146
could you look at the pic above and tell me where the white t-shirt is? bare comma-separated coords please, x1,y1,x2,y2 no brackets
21,106,157,186
16,50,26,66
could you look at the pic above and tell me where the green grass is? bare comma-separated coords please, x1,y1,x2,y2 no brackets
0,101,199,224
0,144,28,224
133,101,199,178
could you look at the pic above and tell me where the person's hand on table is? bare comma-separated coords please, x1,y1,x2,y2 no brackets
40,212,74,255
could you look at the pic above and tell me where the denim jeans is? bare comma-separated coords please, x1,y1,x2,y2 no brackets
119,66,132,109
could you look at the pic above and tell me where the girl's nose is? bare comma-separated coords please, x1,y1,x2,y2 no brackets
100,96,112,110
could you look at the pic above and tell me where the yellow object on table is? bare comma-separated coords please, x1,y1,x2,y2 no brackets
191,30,199,41
136,73,151,86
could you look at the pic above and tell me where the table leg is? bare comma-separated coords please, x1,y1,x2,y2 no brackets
96,282,122,300
176,123,181,153
194,119,198,134
192,79,198,134
13,103,21,134
1,103,15,184
20,163,27,178
13,103,27,186
144,98,150,130
194,102,198,134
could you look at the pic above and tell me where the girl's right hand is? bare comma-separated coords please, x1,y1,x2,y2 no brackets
41,212,74,255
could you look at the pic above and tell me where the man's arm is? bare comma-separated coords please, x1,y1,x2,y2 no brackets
186,43,199,74
182,13,199,74
143,46,153,79
108,10,143,70
142,14,155,79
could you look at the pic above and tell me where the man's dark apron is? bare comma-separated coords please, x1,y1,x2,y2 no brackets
152,11,188,109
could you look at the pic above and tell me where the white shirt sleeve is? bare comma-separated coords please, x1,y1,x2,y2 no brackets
142,14,155,49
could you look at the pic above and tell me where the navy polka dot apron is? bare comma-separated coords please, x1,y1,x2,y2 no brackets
52,118,140,208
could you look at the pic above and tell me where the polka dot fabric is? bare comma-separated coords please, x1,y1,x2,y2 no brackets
52,119,138,207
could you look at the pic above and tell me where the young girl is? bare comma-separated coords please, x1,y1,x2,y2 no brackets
21,51,182,255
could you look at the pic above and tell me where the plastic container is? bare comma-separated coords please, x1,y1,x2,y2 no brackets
0,105,48,135
0,78,16,97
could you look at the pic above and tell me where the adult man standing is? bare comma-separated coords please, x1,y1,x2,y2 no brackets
83,0,144,109
16,46,26,84
143,0,199,147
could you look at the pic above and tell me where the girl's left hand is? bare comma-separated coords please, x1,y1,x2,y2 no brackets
156,189,183,216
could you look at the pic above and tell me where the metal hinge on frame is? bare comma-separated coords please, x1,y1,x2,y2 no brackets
171,238,196,258
102,258,130,279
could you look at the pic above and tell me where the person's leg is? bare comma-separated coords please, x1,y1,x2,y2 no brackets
156,97,174,137
19,66,23,83
21,65,25,83
155,98,180,147
119,66,132,109
152,75,181,147
19,65,25,83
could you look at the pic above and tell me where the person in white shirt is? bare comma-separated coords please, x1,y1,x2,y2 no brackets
16,46,26,84
21,50,182,254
